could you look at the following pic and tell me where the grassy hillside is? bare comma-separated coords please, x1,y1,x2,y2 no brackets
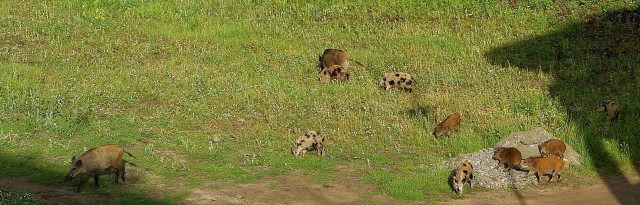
1,0,638,203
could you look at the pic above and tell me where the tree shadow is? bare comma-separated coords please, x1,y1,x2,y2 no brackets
507,171,526,205
485,7,640,204
0,151,172,205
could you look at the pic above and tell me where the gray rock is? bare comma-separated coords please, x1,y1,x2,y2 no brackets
444,148,537,189
443,128,582,189
494,127,581,167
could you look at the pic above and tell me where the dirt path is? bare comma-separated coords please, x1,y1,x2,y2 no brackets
2,170,639,205
181,166,420,205
441,174,640,205
0,177,89,205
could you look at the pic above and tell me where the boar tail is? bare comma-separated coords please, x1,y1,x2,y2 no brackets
350,59,365,67
123,159,137,167
124,150,135,158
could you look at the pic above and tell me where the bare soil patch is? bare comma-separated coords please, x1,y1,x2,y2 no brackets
181,166,421,205
441,174,640,205
0,177,89,205
2,168,638,205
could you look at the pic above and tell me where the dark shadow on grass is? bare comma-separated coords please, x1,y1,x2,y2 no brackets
406,104,436,138
485,6,640,204
0,151,172,205
407,105,431,119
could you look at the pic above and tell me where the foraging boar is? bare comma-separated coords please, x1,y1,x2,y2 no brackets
291,131,325,157
539,139,566,159
378,72,415,93
598,101,619,125
492,147,522,171
520,157,564,184
452,161,474,195
433,113,461,138
317,49,363,71
64,144,136,192
318,65,349,83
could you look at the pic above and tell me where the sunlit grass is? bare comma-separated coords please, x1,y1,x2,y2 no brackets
0,0,638,203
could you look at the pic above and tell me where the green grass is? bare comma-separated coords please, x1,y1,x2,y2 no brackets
1,0,639,203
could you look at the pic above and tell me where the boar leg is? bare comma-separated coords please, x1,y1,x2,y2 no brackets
534,171,541,184
76,175,89,192
94,174,100,187
506,162,513,171
468,174,474,188
550,169,561,183
556,170,562,182
121,169,126,183
114,168,120,184
525,170,535,177
317,143,325,156
498,160,505,170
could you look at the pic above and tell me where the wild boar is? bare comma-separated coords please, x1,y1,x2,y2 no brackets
520,157,564,184
433,113,461,138
318,49,363,71
64,144,135,192
318,65,349,83
452,161,474,195
492,147,522,171
539,139,566,159
378,72,415,93
598,100,619,125
291,131,325,157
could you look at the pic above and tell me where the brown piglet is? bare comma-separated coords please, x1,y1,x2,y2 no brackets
520,157,564,184
318,49,363,71
539,139,566,159
598,100,619,125
492,147,522,171
433,113,461,138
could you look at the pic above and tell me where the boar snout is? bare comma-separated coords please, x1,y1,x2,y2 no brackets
454,187,462,195
64,174,73,183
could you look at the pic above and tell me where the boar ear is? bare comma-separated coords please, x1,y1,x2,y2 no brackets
71,156,76,161
75,160,82,166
